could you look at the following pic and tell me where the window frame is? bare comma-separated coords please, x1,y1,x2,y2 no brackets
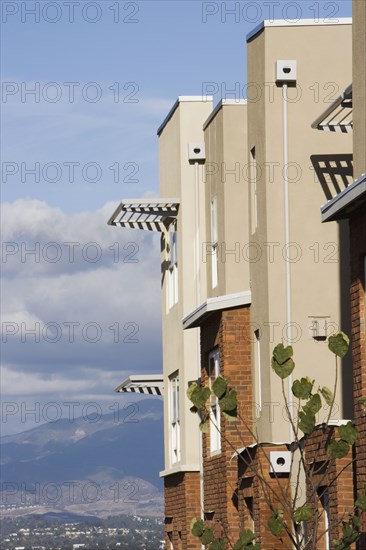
211,197,218,289
208,348,221,454
169,371,180,465
167,223,178,309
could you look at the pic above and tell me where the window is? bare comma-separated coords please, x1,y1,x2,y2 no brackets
211,197,218,288
208,348,221,453
254,329,262,417
170,372,180,464
319,488,331,550
168,224,178,309
250,147,257,235
244,496,255,533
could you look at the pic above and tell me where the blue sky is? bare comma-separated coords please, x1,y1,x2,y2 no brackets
1,0,352,434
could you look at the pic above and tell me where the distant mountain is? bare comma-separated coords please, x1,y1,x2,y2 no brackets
0,399,164,518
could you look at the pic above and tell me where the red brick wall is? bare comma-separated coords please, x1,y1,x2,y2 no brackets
238,445,291,550
164,471,201,549
200,305,254,545
350,208,366,548
305,425,355,549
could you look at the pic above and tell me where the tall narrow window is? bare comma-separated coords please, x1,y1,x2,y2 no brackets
168,224,178,309
208,348,221,453
319,488,331,550
244,496,255,533
254,329,262,417
250,147,257,235
170,372,180,464
211,197,218,289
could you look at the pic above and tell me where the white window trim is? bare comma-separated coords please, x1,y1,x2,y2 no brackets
320,489,331,550
169,372,180,465
254,329,262,416
208,348,221,454
250,147,257,235
211,197,218,289
167,225,178,309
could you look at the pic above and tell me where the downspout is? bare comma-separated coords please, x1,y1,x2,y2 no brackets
194,160,205,541
282,83,295,443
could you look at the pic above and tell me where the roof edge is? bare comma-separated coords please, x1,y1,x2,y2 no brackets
183,290,251,330
246,17,352,42
203,99,247,131
157,96,213,136
321,173,366,222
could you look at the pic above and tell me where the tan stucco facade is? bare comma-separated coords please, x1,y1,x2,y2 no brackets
353,0,366,179
158,98,213,474
247,21,353,442
158,19,354,473
203,100,250,299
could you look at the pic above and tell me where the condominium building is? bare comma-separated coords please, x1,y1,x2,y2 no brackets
108,16,360,550
313,3,366,547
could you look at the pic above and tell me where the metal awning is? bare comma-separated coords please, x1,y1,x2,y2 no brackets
321,173,366,222
311,84,352,133
108,198,179,232
114,374,164,396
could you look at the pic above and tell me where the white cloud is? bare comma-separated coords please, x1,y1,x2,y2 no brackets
1,199,163,421
1,365,96,396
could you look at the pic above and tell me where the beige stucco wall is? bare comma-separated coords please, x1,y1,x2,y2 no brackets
353,1,366,179
247,22,353,442
203,102,250,299
158,98,213,473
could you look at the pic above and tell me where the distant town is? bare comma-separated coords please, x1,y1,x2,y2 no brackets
0,514,165,550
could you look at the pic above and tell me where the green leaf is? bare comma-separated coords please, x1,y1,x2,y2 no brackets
268,510,283,537
303,393,322,415
212,376,228,399
219,389,237,412
210,541,226,550
334,516,361,549
190,385,211,408
358,397,366,410
191,519,204,537
187,382,198,401
272,357,295,380
320,386,334,407
199,414,210,433
327,439,350,459
271,343,295,380
339,422,358,445
298,411,316,435
222,409,237,422
294,504,313,523
239,529,256,545
292,377,313,399
201,527,215,545
328,332,349,358
273,343,293,364
355,492,366,512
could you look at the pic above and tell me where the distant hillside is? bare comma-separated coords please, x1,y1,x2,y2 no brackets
0,399,164,518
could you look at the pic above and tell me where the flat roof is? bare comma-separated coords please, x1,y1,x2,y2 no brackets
321,173,366,222
247,18,352,42
203,99,247,131
183,290,251,330
157,96,213,136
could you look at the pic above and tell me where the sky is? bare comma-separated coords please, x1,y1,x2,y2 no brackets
1,0,353,435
